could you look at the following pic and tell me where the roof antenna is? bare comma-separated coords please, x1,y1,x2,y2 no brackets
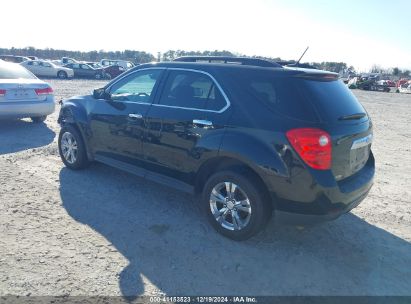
296,46,309,66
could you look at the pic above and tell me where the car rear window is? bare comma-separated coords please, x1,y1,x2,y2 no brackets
228,70,366,123
0,62,37,80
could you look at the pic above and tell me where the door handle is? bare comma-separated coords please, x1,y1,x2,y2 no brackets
193,119,213,127
129,113,143,119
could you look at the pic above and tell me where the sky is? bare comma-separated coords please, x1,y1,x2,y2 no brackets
1,0,410,71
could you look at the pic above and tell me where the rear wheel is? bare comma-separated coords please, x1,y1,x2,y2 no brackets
57,71,67,79
31,115,47,123
58,125,89,170
202,170,272,241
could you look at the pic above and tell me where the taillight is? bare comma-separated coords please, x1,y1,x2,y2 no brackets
35,87,53,95
0,89,6,97
286,128,332,170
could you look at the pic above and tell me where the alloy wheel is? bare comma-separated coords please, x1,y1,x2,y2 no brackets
209,182,252,231
60,132,78,164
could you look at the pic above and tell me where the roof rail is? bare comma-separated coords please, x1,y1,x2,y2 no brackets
276,60,317,69
174,56,282,68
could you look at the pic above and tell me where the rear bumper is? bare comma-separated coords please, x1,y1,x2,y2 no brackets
275,187,370,225
266,153,375,224
0,98,55,119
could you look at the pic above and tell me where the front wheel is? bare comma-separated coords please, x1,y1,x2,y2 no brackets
58,125,89,170
202,170,272,241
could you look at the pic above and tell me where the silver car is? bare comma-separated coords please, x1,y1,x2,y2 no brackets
0,60,55,122
20,60,74,79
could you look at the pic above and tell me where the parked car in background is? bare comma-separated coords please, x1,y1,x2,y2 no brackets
385,80,396,87
396,79,409,88
52,57,78,66
63,63,105,79
57,56,375,240
27,56,39,60
397,81,411,94
100,59,134,70
85,62,103,69
102,64,126,79
0,55,31,63
21,60,74,79
0,60,55,122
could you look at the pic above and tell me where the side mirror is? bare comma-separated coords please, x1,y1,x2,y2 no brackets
93,88,110,100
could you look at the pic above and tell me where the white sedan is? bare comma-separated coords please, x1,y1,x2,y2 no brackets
20,60,74,79
0,60,55,122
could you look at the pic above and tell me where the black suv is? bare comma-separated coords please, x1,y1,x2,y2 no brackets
57,56,374,240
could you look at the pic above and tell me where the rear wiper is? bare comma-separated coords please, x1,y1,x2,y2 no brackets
338,113,366,120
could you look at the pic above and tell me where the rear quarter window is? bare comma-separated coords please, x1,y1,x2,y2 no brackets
227,71,319,122
227,70,366,123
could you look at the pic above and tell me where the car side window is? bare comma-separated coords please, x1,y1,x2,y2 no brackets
42,62,51,68
81,64,90,70
72,64,80,69
109,69,162,103
159,70,226,111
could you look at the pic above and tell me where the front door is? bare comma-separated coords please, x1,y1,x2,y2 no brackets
89,68,164,166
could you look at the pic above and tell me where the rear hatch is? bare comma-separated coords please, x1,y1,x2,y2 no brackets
294,73,373,180
227,68,373,180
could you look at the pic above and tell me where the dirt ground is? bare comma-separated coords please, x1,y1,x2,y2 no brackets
0,79,410,297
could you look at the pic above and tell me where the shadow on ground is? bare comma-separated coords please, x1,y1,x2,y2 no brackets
59,165,411,296
0,119,55,155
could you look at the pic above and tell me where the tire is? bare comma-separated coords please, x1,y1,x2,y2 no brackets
58,71,67,79
104,73,112,80
31,115,47,123
201,170,272,241
58,125,89,170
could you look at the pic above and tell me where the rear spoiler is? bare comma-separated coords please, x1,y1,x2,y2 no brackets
295,72,339,81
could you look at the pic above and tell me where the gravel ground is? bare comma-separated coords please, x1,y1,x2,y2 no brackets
0,79,410,297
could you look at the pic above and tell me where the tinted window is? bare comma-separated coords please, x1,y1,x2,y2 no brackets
110,69,162,103
0,62,37,79
229,71,365,122
302,79,366,122
159,70,226,110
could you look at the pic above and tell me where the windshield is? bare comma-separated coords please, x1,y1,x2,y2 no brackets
0,62,37,79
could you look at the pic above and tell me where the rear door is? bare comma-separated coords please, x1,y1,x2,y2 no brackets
143,68,230,183
89,68,164,166
80,64,95,78
27,61,42,76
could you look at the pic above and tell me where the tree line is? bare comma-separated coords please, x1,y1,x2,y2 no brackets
1,47,409,77
0,47,155,64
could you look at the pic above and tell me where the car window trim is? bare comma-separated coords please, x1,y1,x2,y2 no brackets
106,67,166,105
155,68,230,114
106,67,231,113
